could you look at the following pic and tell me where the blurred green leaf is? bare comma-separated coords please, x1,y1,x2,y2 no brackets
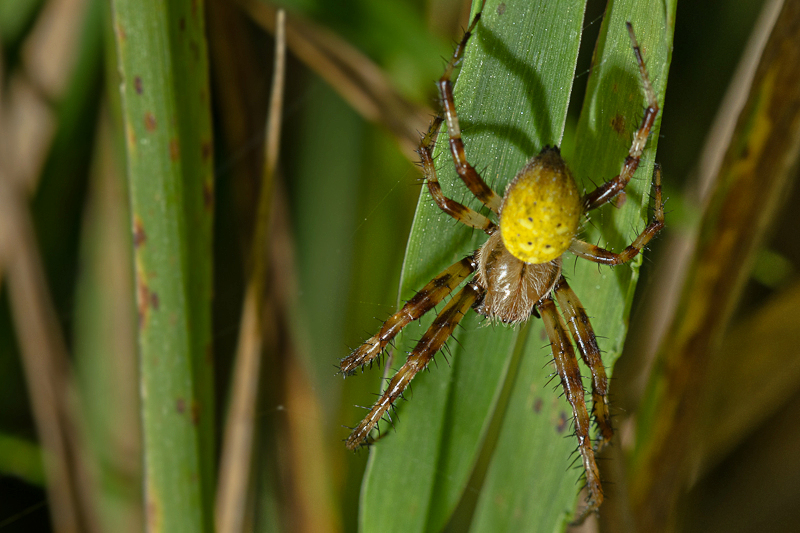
73,117,142,533
0,0,43,45
629,2,800,529
0,433,43,486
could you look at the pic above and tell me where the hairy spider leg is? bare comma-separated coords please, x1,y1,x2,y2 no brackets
552,276,613,448
569,165,664,265
537,297,603,522
346,283,482,450
419,116,497,234
436,2,503,215
581,22,660,213
340,254,478,375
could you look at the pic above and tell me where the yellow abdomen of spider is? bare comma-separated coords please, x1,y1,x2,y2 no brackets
499,147,581,264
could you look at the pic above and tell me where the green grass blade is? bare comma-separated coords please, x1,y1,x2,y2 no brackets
357,0,675,531
110,1,216,531
358,1,586,531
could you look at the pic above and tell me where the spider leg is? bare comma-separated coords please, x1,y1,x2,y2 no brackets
570,165,664,265
419,116,497,234
346,282,482,450
340,254,478,375
536,297,602,522
552,276,613,449
436,2,503,215
581,23,659,213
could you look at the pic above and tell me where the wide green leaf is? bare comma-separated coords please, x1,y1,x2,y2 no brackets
360,0,584,531
472,1,675,531
355,0,676,531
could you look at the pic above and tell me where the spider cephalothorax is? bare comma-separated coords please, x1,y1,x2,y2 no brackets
340,5,663,522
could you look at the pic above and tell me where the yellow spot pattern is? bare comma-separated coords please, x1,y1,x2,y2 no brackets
500,149,581,264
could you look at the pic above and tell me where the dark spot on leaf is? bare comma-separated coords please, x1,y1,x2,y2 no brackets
134,76,143,94
179,17,186,31
176,398,186,413
533,398,543,413
169,138,180,161
144,112,157,132
497,3,506,15
611,114,626,136
528,217,533,222
150,291,160,311
556,411,568,434
133,216,146,248
201,140,212,160
203,180,213,211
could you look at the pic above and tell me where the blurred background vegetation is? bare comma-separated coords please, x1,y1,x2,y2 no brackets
0,0,798,532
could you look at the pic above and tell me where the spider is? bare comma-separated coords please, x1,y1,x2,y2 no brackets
340,5,663,522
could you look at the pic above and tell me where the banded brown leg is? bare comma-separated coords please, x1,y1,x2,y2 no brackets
552,276,613,448
570,165,664,266
346,282,482,450
537,297,602,523
581,22,660,213
435,1,503,215
340,254,478,375
418,116,496,234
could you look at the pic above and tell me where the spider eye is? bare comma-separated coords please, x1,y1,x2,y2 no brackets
499,148,581,264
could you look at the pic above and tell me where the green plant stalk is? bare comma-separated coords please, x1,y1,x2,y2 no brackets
110,1,216,531
358,0,675,531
